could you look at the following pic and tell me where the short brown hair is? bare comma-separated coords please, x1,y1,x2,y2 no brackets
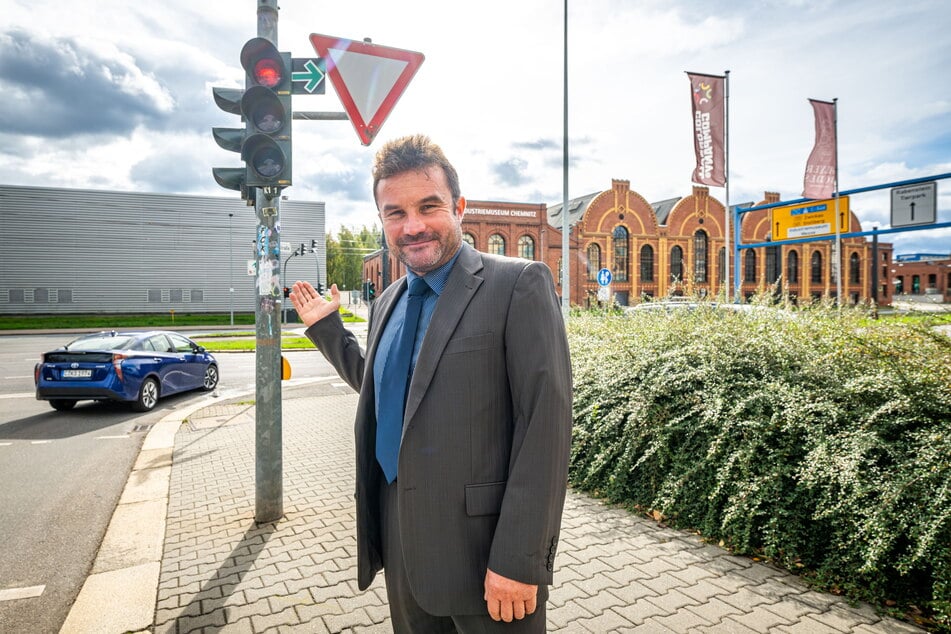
371,134,461,208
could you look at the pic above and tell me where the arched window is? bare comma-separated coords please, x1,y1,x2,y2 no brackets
462,232,476,248
587,243,601,281
744,250,757,283
517,235,535,260
811,251,823,283
693,230,708,283
849,252,861,284
639,245,654,282
488,234,505,256
765,246,780,283
670,246,684,282
786,250,799,283
612,226,629,282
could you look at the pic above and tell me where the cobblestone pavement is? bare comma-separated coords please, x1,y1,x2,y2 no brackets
153,383,924,633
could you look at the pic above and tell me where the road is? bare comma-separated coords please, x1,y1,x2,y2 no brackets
0,331,344,633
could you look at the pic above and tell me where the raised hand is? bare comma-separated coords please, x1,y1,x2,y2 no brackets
289,281,340,327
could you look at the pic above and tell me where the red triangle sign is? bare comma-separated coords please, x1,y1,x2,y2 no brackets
310,34,425,146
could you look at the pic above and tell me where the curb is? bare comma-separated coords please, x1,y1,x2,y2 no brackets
58,396,218,634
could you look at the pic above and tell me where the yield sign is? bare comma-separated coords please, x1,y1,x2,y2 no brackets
309,34,424,146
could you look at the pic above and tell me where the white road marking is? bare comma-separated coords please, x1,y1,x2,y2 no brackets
96,435,130,440
31,440,52,445
0,585,45,601
0,392,37,399
0,442,12,446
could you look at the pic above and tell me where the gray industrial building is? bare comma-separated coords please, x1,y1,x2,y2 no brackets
0,185,326,315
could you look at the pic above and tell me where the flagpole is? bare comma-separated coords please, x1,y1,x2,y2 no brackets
561,0,570,316
833,97,841,303
724,70,731,302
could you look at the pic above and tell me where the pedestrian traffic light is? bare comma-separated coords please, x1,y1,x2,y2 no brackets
240,38,292,189
283,286,291,298
368,282,376,300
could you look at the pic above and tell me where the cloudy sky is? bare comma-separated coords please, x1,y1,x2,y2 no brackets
1,0,949,255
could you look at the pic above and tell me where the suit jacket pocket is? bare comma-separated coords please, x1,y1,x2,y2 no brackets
465,481,506,516
444,332,494,355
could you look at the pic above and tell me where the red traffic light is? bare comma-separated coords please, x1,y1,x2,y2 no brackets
253,58,283,88
241,38,288,90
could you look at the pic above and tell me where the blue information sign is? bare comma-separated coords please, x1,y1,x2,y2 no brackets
597,268,612,287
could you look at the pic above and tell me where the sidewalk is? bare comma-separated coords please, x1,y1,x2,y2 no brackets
60,372,926,634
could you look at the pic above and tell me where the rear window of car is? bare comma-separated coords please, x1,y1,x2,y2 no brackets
67,335,137,351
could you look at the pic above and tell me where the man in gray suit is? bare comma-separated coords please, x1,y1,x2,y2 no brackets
290,135,572,632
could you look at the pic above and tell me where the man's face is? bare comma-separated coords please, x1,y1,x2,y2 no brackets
376,165,465,275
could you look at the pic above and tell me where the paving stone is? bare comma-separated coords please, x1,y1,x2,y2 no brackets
249,606,302,630
683,595,745,624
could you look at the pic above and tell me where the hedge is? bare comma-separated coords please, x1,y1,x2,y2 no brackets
566,302,951,631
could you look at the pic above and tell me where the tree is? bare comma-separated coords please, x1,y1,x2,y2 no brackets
326,224,381,292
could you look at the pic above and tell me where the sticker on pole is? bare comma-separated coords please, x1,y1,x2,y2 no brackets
309,34,424,146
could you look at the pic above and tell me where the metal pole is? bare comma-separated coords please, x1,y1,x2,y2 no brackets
561,0,570,315
833,98,841,304
723,70,731,302
229,213,234,326
254,0,283,524
871,226,879,307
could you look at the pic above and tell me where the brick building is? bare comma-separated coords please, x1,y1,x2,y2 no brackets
363,179,893,307
889,253,951,303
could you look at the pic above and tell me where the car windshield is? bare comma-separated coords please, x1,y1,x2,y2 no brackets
67,334,137,351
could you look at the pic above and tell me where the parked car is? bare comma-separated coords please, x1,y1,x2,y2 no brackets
35,330,219,412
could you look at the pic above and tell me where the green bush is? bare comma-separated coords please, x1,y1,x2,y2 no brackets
567,302,951,631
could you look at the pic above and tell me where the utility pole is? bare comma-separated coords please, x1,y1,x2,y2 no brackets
253,0,283,523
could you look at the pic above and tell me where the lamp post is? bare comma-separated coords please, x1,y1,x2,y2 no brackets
228,213,234,326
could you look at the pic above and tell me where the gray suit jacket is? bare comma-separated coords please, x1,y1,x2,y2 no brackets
306,243,573,616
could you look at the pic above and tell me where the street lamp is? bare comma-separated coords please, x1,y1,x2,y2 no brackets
228,213,234,326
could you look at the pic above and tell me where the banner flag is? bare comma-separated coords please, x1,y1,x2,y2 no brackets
802,99,837,199
687,72,726,187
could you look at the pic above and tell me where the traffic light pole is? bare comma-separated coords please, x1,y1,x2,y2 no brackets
253,0,283,524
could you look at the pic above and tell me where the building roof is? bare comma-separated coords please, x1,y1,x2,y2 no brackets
546,191,601,229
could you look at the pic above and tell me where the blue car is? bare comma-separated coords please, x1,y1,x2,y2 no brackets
35,330,219,412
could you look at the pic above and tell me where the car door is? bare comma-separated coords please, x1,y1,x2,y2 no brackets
166,333,205,389
145,333,189,394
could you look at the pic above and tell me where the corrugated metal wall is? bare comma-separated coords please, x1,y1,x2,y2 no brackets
0,185,325,315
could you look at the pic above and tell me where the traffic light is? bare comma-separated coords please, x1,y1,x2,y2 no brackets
310,239,318,253
211,37,292,197
283,286,291,298
368,282,376,300
240,38,292,188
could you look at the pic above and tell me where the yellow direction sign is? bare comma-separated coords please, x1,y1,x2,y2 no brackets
771,196,850,241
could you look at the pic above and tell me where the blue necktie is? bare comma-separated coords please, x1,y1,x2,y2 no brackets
376,278,429,483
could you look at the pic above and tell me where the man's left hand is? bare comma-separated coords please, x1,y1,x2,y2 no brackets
483,568,537,622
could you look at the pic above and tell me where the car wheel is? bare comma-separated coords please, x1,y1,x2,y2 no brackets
202,365,219,391
50,399,78,411
132,377,160,412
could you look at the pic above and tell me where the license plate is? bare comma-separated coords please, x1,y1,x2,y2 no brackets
63,369,93,378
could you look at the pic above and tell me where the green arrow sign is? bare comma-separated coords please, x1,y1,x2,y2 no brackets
291,58,326,94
